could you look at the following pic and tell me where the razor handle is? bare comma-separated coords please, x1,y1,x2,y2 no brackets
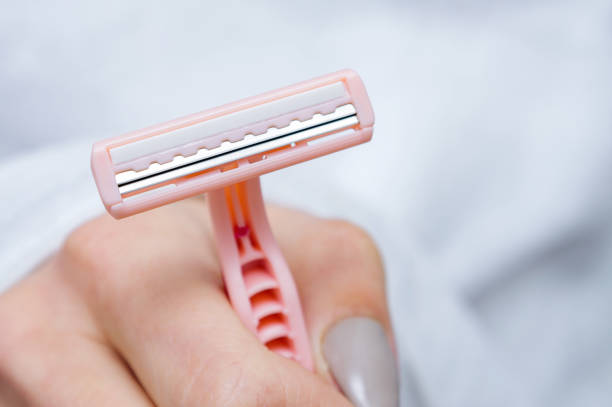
208,177,313,370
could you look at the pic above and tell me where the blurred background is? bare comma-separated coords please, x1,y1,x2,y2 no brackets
1,1,612,405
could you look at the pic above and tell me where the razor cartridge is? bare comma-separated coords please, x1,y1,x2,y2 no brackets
91,70,375,370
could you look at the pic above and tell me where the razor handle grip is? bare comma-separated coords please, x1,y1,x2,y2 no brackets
208,177,313,370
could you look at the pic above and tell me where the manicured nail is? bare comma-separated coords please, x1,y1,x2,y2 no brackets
323,317,399,407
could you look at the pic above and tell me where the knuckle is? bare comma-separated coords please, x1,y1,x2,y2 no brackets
61,215,116,270
314,219,383,273
58,215,134,306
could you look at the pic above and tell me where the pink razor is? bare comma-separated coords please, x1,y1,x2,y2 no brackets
91,70,374,370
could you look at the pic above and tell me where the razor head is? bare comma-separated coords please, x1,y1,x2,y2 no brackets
91,69,375,218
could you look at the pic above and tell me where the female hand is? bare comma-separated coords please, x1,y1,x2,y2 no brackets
0,197,398,406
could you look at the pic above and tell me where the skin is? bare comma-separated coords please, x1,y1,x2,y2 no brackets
0,197,392,406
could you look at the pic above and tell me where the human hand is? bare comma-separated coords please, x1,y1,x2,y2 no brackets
0,197,398,406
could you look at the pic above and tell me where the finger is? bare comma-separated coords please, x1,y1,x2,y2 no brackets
63,199,350,407
268,206,400,407
0,265,153,407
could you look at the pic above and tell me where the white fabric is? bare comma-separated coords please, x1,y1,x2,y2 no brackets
2,1,612,405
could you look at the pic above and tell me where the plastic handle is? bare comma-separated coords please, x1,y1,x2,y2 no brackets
208,178,313,370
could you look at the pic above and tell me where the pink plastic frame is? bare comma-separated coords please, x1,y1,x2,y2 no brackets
91,69,373,219
91,70,375,369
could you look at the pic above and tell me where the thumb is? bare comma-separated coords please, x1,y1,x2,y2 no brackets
269,206,400,407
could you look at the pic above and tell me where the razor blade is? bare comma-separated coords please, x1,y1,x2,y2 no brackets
91,70,374,218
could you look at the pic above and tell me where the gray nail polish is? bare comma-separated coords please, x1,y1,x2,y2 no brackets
323,317,399,407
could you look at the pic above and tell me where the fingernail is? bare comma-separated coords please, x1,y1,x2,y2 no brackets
323,317,399,407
